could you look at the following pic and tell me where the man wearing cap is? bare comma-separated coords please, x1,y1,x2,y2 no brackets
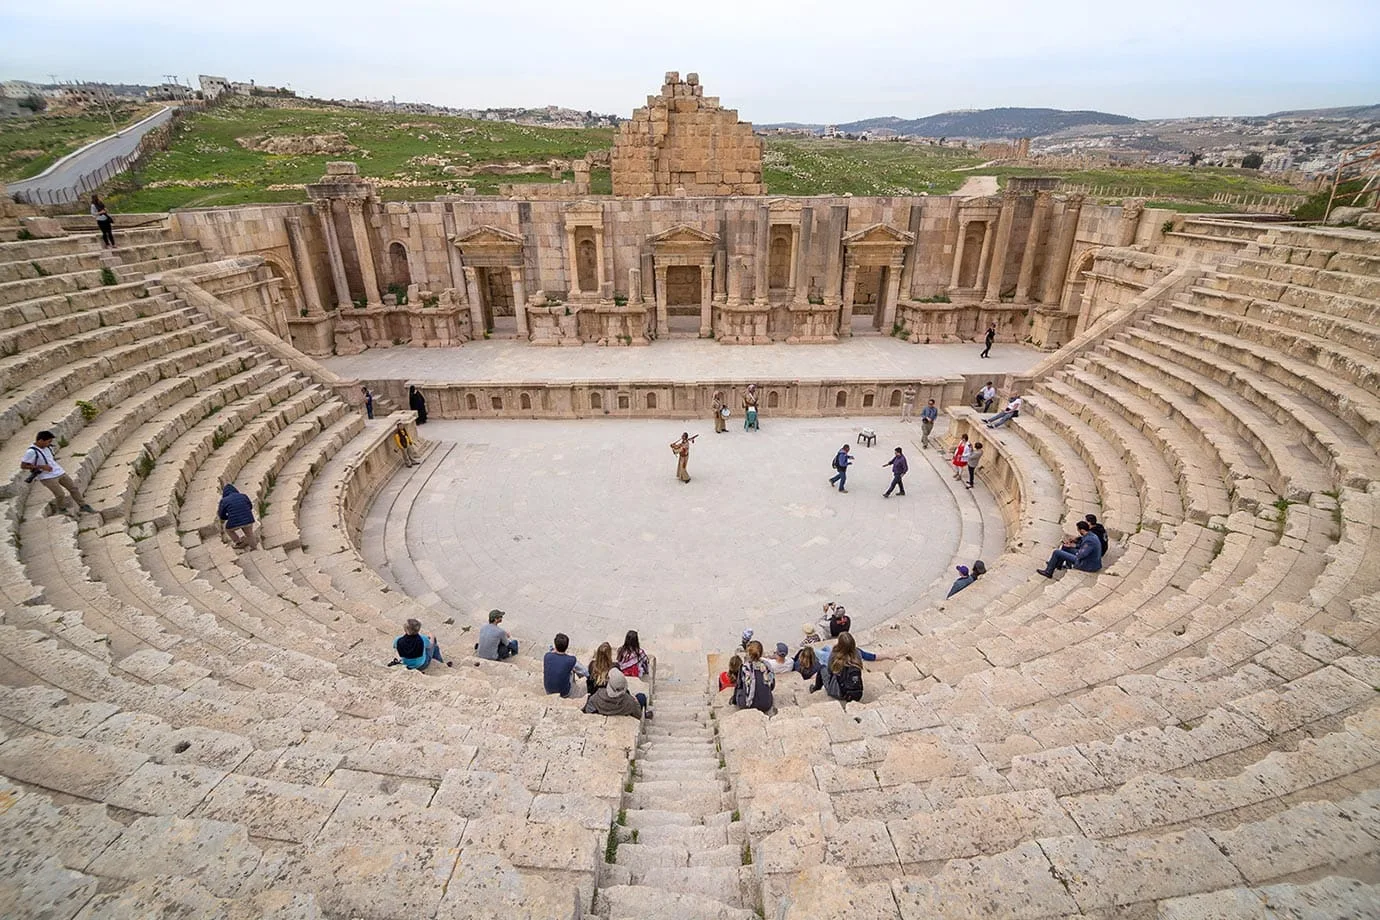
583,670,650,719
947,565,976,598
476,609,518,660
767,642,794,674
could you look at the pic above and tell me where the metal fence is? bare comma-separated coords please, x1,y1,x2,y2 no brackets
10,108,185,207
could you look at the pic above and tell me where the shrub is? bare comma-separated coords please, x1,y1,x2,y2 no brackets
99,268,118,286
75,400,100,421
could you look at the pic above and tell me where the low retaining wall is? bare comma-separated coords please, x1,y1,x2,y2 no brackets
360,377,969,421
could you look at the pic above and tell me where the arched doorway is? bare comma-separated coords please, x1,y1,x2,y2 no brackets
388,242,411,289
1064,249,1099,334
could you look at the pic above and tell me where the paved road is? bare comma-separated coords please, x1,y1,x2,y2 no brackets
8,106,174,202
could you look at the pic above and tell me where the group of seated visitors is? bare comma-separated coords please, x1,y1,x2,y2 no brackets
544,629,653,719
946,559,988,598
1036,513,1109,577
718,604,895,711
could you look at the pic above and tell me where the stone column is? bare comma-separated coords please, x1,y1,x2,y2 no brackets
823,206,846,307
1016,191,1052,302
754,205,770,305
629,267,643,304
442,205,464,295
899,202,923,296
881,257,904,330
314,199,351,308
654,265,669,336
1042,195,1084,306
594,227,607,293
700,259,714,337
975,221,994,296
285,215,324,315
984,191,1017,302
463,266,484,332
793,207,813,303
565,226,582,294
788,225,801,292
511,266,528,338
949,219,969,290
345,197,381,306
1119,201,1144,247
839,261,858,336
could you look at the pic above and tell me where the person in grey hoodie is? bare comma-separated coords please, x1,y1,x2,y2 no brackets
217,484,258,550
583,670,651,719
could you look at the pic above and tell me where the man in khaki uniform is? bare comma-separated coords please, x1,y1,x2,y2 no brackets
670,432,694,483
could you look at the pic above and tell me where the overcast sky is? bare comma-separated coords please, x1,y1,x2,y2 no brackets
3,0,1377,122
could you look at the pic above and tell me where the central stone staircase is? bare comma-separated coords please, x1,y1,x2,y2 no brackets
595,676,759,920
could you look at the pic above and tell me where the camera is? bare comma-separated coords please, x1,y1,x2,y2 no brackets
25,469,39,483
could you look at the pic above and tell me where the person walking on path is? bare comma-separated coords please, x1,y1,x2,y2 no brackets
828,444,853,493
920,399,938,447
712,391,728,434
883,447,908,498
900,385,917,423
951,434,970,482
21,430,94,516
216,483,259,550
670,432,694,483
408,385,428,424
980,323,996,359
965,441,983,489
362,386,374,420
394,423,419,467
743,385,760,431
90,195,114,249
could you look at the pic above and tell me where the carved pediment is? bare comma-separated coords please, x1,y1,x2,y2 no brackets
647,224,719,246
842,223,915,246
565,200,604,216
767,198,805,213
454,225,525,245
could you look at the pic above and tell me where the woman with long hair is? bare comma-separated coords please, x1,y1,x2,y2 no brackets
793,645,820,680
90,194,114,249
586,642,614,695
615,630,650,677
812,631,864,701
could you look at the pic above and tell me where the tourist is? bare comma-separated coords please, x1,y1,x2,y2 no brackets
814,631,891,668
90,194,115,249
712,391,728,434
883,446,908,498
900,384,917,423
669,432,694,483
362,386,374,420
951,434,970,482
21,430,94,516
980,323,996,359
734,640,775,713
809,631,865,702
947,564,976,598
475,609,518,660
920,399,938,447
1086,513,1109,555
408,385,428,424
801,622,822,646
743,384,760,431
587,642,614,695
1036,520,1103,577
971,559,987,582
391,617,449,670
767,642,794,675
718,654,743,692
975,381,998,413
395,423,419,468
985,395,1022,429
819,603,851,639
793,645,821,681
739,628,755,652
828,444,853,493
216,483,258,550
615,630,651,678
584,669,650,719
966,441,984,489
543,633,588,698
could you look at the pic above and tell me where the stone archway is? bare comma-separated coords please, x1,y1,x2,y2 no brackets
387,241,411,289
841,223,914,337
1063,248,1099,328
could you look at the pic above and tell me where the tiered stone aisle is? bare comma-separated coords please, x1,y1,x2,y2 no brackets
595,674,759,920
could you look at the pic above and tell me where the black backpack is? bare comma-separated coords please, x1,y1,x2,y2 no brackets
826,665,864,703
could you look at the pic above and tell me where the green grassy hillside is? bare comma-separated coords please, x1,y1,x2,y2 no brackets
0,104,161,182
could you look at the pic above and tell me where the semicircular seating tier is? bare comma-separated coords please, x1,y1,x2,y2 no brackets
0,214,1377,920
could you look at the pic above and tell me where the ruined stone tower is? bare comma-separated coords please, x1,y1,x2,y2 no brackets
610,71,765,198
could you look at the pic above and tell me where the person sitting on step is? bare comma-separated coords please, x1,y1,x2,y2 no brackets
718,654,743,692
475,609,518,660
584,669,651,719
615,629,652,678
543,632,588,698
391,618,449,670
587,642,615,696
1036,520,1103,577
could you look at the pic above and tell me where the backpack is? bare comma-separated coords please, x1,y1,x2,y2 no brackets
734,661,774,713
825,665,864,703
832,452,842,470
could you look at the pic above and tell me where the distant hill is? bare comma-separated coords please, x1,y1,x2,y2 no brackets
1261,103,1380,120
763,107,1139,139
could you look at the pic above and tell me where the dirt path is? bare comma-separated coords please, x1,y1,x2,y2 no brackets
952,175,999,198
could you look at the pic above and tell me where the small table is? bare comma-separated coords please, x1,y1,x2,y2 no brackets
857,428,877,447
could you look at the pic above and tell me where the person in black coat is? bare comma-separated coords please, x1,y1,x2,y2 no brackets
408,385,428,424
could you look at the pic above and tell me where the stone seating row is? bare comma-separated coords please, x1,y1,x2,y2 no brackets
0,237,202,286
0,226,172,263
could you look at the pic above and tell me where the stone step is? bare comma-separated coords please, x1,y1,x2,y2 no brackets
594,885,757,920
620,808,734,829
628,821,744,850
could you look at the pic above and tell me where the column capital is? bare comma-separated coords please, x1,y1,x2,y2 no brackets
344,197,367,213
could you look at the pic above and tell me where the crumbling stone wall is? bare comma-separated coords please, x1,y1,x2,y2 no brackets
611,72,764,197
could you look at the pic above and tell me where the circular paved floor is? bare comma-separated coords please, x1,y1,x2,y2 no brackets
382,417,980,666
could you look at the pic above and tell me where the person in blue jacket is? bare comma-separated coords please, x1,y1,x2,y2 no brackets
828,444,853,493
217,484,259,550
1036,520,1103,577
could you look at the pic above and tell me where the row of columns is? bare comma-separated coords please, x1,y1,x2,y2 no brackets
948,192,1085,306
313,197,381,309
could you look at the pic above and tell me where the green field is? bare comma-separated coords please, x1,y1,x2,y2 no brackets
0,103,161,182
73,98,1312,213
103,98,615,211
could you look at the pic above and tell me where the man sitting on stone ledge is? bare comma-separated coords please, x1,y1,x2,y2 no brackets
1036,520,1103,578
475,609,519,660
